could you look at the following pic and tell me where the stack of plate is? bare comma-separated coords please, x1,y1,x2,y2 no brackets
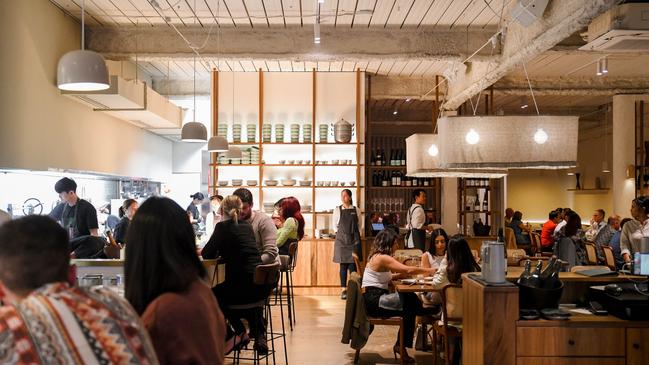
241,149,251,164
303,123,312,143
250,146,260,164
290,123,300,143
232,124,242,143
218,123,228,141
319,124,329,143
262,124,272,142
275,124,285,143
246,123,256,142
217,155,229,164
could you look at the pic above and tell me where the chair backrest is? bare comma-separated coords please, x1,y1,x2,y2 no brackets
471,249,479,261
569,265,611,273
352,253,364,277
530,232,541,254
584,242,598,265
441,284,463,324
255,262,281,285
288,241,299,271
601,245,616,271
394,249,423,258
504,227,517,250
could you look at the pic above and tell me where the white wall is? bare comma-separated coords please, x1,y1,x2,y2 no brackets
0,0,172,181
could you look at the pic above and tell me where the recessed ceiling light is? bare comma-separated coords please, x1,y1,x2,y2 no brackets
393,110,398,115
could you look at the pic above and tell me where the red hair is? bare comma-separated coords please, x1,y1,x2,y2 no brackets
280,196,305,240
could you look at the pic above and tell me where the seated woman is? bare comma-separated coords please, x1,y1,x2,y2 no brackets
422,228,448,271
202,195,273,355
113,198,137,244
429,234,481,364
124,197,225,365
362,229,437,364
509,210,531,245
555,211,586,270
275,196,305,255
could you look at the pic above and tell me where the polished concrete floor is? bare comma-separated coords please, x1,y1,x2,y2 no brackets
232,295,438,365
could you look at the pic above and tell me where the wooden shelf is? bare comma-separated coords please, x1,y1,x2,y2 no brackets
227,142,260,145
214,185,261,189
210,164,261,167
566,188,610,194
263,185,313,188
369,185,437,189
316,164,362,167
263,142,313,145
315,185,363,188
367,165,406,170
264,164,312,167
315,142,365,145
460,210,493,214
461,186,492,190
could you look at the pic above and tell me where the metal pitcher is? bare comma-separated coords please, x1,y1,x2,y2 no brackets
480,241,506,283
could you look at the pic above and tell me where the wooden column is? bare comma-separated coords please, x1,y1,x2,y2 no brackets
258,69,264,205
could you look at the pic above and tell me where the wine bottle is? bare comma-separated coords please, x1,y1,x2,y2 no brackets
482,194,488,211
529,261,543,288
376,149,382,166
400,148,406,166
395,170,401,186
540,257,559,289
474,193,481,211
391,171,396,186
383,171,389,187
517,260,532,286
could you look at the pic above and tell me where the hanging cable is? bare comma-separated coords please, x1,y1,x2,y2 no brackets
522,62,540,115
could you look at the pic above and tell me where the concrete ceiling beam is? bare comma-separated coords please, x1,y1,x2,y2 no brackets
87,26,499,62
493,76,649,96
442,0,618,111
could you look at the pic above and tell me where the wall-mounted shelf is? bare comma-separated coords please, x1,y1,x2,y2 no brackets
566,188,610,194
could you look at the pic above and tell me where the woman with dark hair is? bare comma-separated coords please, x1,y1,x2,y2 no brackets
113,199,137,244
333,189,362,299
554,211,586,270
187,192,204,232
422,228,448,271
509,210,531,245
202,195,272,355
362,229,436,363
124,196,225,365
428,234,481,364
276,196,305,255
621,196,648,263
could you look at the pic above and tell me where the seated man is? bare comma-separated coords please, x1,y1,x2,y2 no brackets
607,215,625,269
541,210,561,252
587,209,614,263
0,216,157,364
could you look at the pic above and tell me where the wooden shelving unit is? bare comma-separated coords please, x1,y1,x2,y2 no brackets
457,178,503,236
208,70,365,239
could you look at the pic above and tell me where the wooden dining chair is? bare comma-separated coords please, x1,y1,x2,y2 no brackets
504,227,517,250
432,284,463,365
394,249,423,258
601,245,617,271
584,242,598,265
352,253,364,277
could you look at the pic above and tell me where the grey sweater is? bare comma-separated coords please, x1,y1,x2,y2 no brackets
246,211,279,264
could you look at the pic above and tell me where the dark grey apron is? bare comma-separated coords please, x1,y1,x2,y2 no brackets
61,202,80,239
333,206,360,264
408,204,426,251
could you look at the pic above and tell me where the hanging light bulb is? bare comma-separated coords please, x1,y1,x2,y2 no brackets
533,128,548,144
520,96,529,109
465,129,480,145
428,144,439,157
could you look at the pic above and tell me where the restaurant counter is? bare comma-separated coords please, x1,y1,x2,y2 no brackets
72,258,225,287
462,273,649,365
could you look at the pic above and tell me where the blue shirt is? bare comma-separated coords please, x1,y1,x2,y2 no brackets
609,230,624,268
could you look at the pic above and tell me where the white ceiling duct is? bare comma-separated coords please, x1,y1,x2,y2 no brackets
580,3,649,52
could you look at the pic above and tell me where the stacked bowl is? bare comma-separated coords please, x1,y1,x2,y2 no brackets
275,123,285,143
232,123,242,143
303,123,312,143
218,123,228,141
290,123,300,143
246,123,257,142
250,146,260,164
262,124,272,142
319,124,329,143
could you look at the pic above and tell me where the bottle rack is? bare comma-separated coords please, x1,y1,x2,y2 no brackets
457,178,502,236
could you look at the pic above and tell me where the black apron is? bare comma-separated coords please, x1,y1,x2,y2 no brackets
61,203,80,239
407,204,426,251
333,206,361,264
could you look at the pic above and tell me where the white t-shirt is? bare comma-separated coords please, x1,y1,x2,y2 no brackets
406,203,425,248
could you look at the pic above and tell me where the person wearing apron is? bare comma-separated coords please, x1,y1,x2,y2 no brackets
406,189,427,251
333,189,361,300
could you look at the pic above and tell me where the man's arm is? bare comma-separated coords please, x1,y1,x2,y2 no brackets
259,215,279,264
86,204,99,236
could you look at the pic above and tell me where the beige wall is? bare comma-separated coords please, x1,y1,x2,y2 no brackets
0,0,172,181
506,117,615,223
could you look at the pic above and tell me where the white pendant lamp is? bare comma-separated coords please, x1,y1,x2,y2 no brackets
437,115,578,169
182,52,208,143
406,134,507,178
57,0,109,91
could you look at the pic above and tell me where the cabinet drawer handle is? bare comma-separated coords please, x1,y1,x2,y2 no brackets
568,340,575,346
633,343,640,350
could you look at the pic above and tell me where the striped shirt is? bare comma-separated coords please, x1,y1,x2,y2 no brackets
0,282,158,364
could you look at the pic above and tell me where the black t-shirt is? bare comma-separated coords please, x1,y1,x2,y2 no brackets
113,216,130,244
50,199,98,239
187,204,200,221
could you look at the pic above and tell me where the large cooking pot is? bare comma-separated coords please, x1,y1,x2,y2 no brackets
332,118,354,143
